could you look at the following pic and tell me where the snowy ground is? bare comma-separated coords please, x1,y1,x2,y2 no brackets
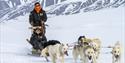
0,7,125,63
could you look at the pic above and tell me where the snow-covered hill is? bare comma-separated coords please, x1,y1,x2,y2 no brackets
0,0,66,10
0,0,67,21
0,6,124,63
0,0,33,10
0,0,125,22
47,0,125,15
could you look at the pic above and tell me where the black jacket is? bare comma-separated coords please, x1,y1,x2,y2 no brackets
29,9,47,26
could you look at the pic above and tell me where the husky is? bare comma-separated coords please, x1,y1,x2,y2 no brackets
84,46,96,63
80,37,101,59
72,44,84,63
111,41,121,63
72,44,97,63
72,36,92,63
90,38,101,59
40,40,69,63
72,36,101,63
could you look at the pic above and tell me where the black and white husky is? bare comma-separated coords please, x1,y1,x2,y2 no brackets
40,40,69,63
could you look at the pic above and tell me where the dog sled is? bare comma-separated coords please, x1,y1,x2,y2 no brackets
26,24,49,56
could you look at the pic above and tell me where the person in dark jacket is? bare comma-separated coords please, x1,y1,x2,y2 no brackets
29,2,47,26
29,2,47,52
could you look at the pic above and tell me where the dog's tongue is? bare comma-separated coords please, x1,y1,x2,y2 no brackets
88,56,92,60
115,55,119,58
65,51,68,56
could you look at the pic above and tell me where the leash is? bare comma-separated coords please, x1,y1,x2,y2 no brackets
101,46,113,48
67,41,78,47
45,24,49,27
67,41,81,50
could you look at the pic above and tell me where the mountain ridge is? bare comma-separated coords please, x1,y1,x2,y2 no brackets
0,0,124,22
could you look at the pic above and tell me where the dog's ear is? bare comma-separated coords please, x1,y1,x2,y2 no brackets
111,51,113,54
115,41,120,46
107,45,113,48
61,43,64,46
66,43,69,46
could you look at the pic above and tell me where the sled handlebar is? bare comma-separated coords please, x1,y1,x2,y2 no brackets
28,26,42,29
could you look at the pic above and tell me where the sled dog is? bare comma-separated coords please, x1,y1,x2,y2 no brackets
72,44,84,63
90,38,101,59
41,40,69,63
72,36,101,63
111,41,121,63
84,46,96,63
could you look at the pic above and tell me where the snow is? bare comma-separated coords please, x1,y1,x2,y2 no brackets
64,0,87,3
0,7,125,63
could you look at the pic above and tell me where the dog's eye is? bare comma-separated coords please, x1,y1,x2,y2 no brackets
88,52,90,54
118,51,119,53
114,51,116,53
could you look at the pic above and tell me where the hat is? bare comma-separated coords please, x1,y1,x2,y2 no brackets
34,2,40,6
